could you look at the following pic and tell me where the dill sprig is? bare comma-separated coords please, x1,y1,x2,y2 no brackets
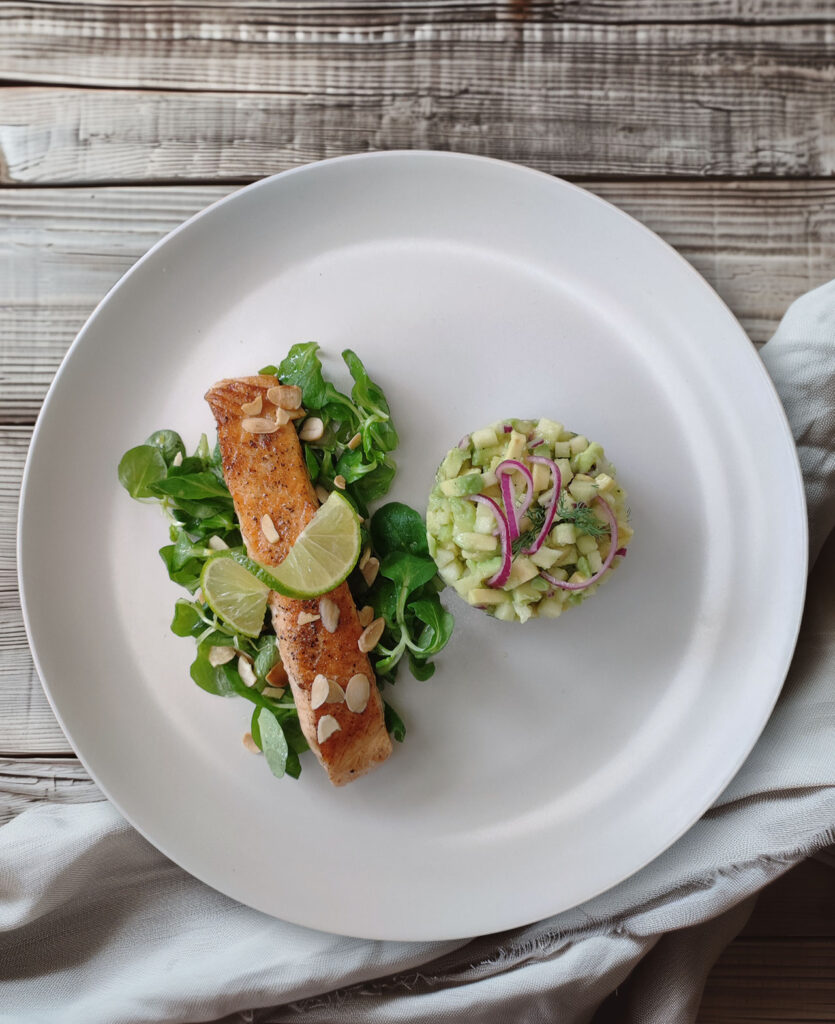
556,495,610,537
511,504,547,555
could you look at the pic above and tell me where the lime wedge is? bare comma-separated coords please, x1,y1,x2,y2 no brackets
201,492,361,631
200,556,270,638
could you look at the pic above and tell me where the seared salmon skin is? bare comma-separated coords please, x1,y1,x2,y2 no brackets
205,375,392,786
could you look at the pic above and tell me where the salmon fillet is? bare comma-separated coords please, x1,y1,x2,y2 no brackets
205,375,392,786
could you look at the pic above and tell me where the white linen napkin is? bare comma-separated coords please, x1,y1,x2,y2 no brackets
2,281,835,1024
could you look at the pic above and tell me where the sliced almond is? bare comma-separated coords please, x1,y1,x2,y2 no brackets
208,645,236,667
238,655,257,688
358,545,372,571
311,674,330,709
267,384,302,410
262,685,286,699
358,617,385,653
172,451,184,467
345,673,370,713
242,732,261,754
319,597,340,633
240,394,263,416
261,513,279,544
242,416,279,435
347,432,362,450
358,604,375,628
207,534,228,551
298,417,324,442
266,662,288,688
275,407,295,427
297,611,320,626
333,475,347,491
361,556,380,586
317,714,341,744
315,485,330,505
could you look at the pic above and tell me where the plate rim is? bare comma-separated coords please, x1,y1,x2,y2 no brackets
17,150,808,939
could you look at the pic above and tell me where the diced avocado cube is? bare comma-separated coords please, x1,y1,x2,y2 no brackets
553,522,576,545
514,580,544,603
531,546,561,569
536,418,564,445
439,559,464,584
514,600,536,623
471,445,500,468
568,476,598,505
506,556,539,589
576,534,598,555
504,431,527,461
455,531,499,552
575,556,592,578
538,597,565,618
448,497,477,531
572,442,605,474
468,587,510,606
440,447,469,480
556,457,574,486
435,523,454,545
440,473,484,498
568,435,589,456
531,461,551,493
471,427,499,449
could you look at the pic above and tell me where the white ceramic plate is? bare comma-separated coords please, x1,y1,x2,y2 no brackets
19,152,806,941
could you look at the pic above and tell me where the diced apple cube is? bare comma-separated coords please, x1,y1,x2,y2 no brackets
530,546,561,568
471,427,499,449
569,435,589,456
576,534,598,555
553,523,576,545
506,556,539,589
505,430,526,461
588,550,603,574
468,588,509,606
531,461,551,492
455,531,498,552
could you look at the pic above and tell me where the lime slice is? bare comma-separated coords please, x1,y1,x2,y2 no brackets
201,492,362,629
200,556,270,638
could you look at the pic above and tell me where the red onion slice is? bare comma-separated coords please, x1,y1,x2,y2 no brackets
469,494,512,587
522,455,562,554
496,459,534,540
541,498,619,592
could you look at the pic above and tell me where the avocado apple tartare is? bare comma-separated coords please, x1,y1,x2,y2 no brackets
426,418,632,623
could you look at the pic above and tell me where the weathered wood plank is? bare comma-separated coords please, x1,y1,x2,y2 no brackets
2,17,835,177
0,426,72,756
2,181,833,420
0,758,102,826
741,858,835,938
698,940,835,1021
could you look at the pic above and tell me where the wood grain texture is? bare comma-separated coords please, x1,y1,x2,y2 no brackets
0,758,102,826
0,426,72,756
2,15,835,177
2,180,834,420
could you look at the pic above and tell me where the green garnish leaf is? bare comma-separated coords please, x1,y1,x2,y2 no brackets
384,700,406,742
190,646,237,697
118,445,167,498
370,502,429,558
258,708,289,778
151,472,232,502
144,429,186,466
380,552,439,602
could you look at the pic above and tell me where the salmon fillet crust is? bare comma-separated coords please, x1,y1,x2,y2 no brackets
205,375,392,786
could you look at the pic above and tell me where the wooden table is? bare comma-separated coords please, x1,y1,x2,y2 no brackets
2,3,834,1019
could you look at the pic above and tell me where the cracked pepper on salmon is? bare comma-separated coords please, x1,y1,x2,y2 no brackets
206,375,392,786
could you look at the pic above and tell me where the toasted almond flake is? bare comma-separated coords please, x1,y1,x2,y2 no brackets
172,451,184,467
238,655,257,688
274,407,295,427
359,546,372,570
348,432,362,450
261,513,279,544
327,679,346,703
358,617,385,653
194,589,204,605
298,417,324,442
289,407,306,420
361,556,380,586
207,535,228,551
208,645,236,667
315,485,330,505
345,673,370,713
297,611,320,626
317,714,341,744
319,597,340,633
242,416,279,434
266,662,288,687
311,674,330,709
242,732,261,754
267,384,302,410
358,604,375,628
262,686,286,699
333,475,347,491
240,394,263,416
